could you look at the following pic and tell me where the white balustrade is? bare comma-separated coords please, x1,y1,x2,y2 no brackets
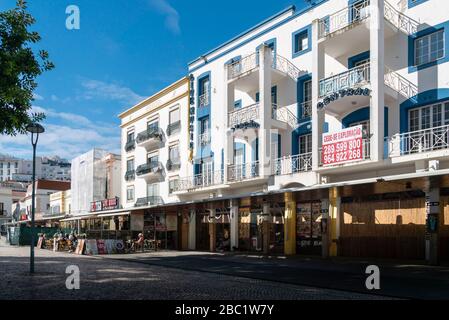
273,153,313,176
227,161,260,182
228,103,260,128
319,63,371,98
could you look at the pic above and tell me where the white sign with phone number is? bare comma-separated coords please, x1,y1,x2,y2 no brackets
322,126,364,166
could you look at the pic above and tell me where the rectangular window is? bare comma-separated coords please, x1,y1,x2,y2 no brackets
299,134,312,154
147,154,159,166
169,145,180,164
127,131,135,143
168,108,181,135
169,177,179,194
415,30,445,66
147,183,160,198
295,31,309,53
409,103,449,131
200,117,209,134
126,159,134,172
126,186,134,202
303,80,312,103
147,120,159,133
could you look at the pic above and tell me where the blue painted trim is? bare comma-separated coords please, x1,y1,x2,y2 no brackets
291,121,312,155
292,24,312,59
251,138,259,162
408,20,449,73
188,1,330,73
341,106,389,137
297,73,312,123
221,149,224,173
197,71,211,119
323,122,329,134
400,88,449,133
256,38,277,66
234,99,242,109
348,51,370,68
408,0,429,9
224,55,241,66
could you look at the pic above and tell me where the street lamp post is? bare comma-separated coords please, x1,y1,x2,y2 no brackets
26,123,45,274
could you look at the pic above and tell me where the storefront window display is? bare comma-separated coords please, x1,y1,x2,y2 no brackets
238,208,264,252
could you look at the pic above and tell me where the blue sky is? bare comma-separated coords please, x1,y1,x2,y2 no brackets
0,0,308,159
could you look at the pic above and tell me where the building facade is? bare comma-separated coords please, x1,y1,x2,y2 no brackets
0,181,27,233
70,149,121,217
0,154,71,183
104,0,449,263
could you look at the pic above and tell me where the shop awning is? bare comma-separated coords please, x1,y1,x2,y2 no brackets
59,214,98,222
97,211,131,218
35,215,67,222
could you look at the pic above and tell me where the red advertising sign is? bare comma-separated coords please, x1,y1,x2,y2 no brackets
322,126,364,166
90,197,119,212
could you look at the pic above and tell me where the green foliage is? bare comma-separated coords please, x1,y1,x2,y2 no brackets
0,0,54,136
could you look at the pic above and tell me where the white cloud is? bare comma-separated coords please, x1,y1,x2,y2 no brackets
81,79,145,106
0,106,120,159
149,0,181,35
33,93,44,101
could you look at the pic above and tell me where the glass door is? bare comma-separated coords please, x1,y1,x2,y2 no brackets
296,202,322,255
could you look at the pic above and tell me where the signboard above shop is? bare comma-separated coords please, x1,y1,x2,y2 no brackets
90,197,120,213
321,126,364,166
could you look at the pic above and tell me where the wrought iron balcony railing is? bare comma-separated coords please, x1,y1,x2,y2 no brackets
272,104,299,128
273,153,313,176
136,128,163,144
384,66,418,100
199,131,211,146
166,159,181,171
136,162,163,176
273,54,304,81
227,161,260,182
125,170,136,181
300,101,312,119
387,125,449,157
167,121,181,136
384,1,419,35
227,53,259,80
199,92,210,108
174,170,224,192
319,62,371,98
135,196,164,208
124,140,135,152
228,103,260,128
318,0,371,38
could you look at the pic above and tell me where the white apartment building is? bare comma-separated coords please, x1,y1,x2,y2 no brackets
69,149,121,217
119,77,191,209
107,0,449,262
0,181,27,232
0,154,71,182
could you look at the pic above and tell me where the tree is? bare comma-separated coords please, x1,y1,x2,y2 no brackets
0,0,54,136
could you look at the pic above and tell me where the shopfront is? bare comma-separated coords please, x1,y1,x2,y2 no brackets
143,210,178,250
296,202,322,255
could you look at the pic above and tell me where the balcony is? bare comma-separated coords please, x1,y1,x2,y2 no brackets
273,153,312,176
166,159,181,171
319,138,371,167
135,196,164,208
227,53,304,83
383,1,419,35
199,131,211,146
319,62,370,98
198,92,210,108
136,128,163,151
167,121,181,136
387,125,449,157
124,170,136,182
300,101,312,120
174,170,224,192
136,162,163,183
227,161,260,183
228,103,260,128
318,0,370,39
227,53,259,80
384,66,418,100
124,140,135,152
272,104,299,129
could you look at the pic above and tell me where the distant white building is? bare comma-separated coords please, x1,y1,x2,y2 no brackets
70,149,121,216
0,154,71,182
0,181,27,232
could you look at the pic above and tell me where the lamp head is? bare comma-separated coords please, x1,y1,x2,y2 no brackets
26,123,45,134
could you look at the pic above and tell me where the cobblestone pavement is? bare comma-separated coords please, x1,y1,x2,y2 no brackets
0,240,389,300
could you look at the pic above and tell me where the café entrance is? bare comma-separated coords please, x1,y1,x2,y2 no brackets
143,211,178,250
